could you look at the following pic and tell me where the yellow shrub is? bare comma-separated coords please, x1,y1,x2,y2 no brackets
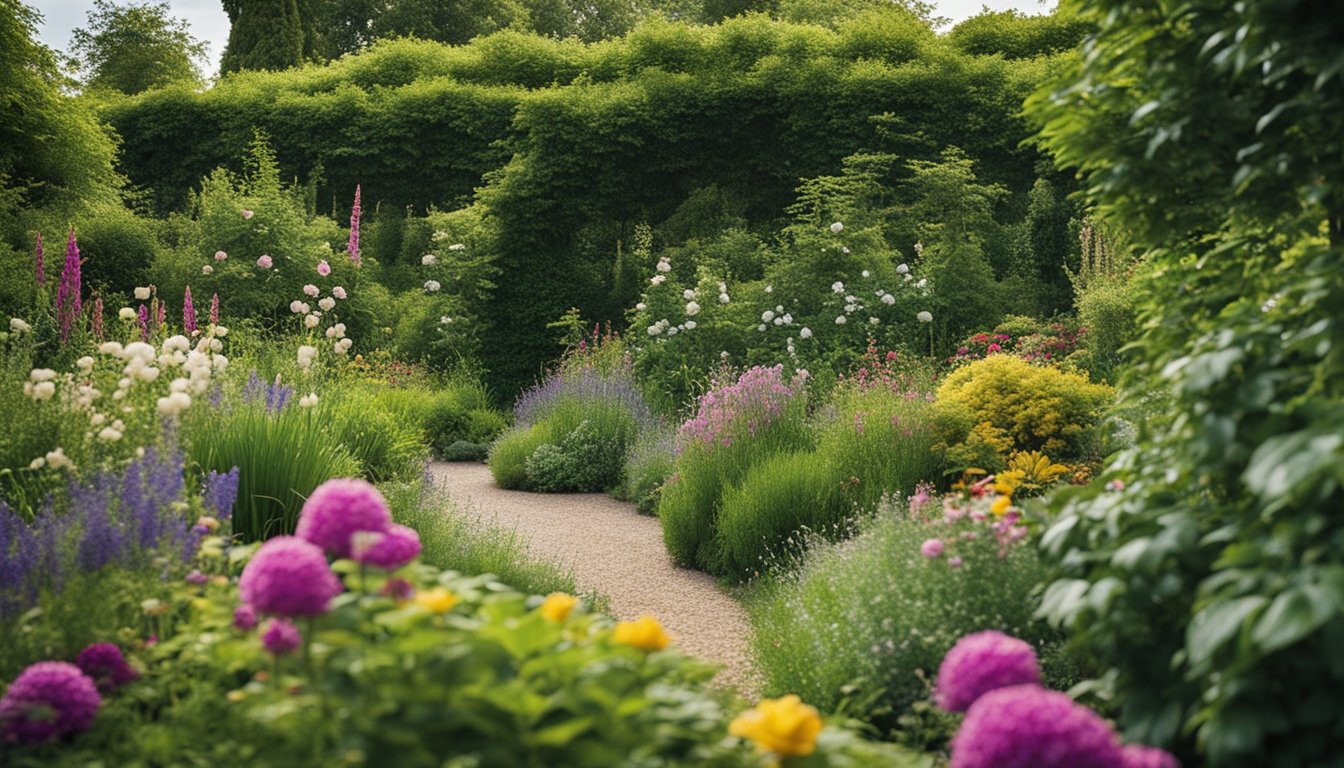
934,355,1113,465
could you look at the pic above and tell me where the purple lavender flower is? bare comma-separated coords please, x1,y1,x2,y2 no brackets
347,184,361,266
0,661,101,744
54,229,82,343
239,536,342,616
950,685,1122,768
513,365,653,430
1120,745,1181,768
262,617,303,656
935,631,1042,713
295,478,392,558
75,643,138,693
351,524,421,571
233,604,258,631
183,285,197,334
675,365,803,454
34,231,44,287
202,467,240,522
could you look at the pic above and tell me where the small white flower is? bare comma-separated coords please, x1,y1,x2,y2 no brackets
29,457,45,470
829,222,844,233
718,293,730,304
290,300,305,314
764,285,773,294
424,280,441,293
298,393,319,408
635,302,647,311
303,284,320,297
762,310,775,323
91,413,107,426
304,314,320,329
782,314,792,324
896,263,910,275
916,278,928,288
650,274,666,286
202,264,213,275
648,325,663,336
332,287,347,299
799,327,812,339
29,368,57,383
448,243,466,251
134,286,152,300
666,326,678,336
721,351,730,360
97,427,123,442
684,320,696,330
656,258,671,273
136,366,160,383
439,316,452,326
831,281,845,294
835,316,847,325
685,301,700,316
869,316,880,325
773,317,784,326
758,324,767,332
882,293,896,305
845,304,857,313
914,241,924,256
318,297,336,311
29,381,56,401
841,247,850,254
10,318,32,333
775,305,784,313
334,323,346,336
118,307,136,321
297,345,318,369
421,254,437,266
917,311,933,323
682,289,696,300
337,338,353,352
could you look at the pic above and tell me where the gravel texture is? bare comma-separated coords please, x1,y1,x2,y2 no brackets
430,461,758,695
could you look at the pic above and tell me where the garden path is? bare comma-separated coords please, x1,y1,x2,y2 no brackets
429,461,758,695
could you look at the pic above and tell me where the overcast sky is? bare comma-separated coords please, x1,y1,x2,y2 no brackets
29,0,1056,76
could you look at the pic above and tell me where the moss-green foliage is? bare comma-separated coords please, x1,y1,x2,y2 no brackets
75,204,159,298
328,398,428,483
935,354,1113,467
616,424,676,515
488,426,547,490
947,9,1092,59
220,0,303,74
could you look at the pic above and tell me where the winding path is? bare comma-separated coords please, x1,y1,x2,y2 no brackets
429,461,758,694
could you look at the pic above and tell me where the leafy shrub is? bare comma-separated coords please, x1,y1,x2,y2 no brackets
748,490,1065,738
72,205,159,297
716,451,848,580
617,424,676,515
327,398,427,483
487,425,546,490
440,440,488,462
658,365,812,574
934,354,1113,468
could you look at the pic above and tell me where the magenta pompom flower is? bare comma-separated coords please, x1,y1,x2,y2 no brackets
950,685,1121,768
261,618,303,656
935,631,1042,713
921,538,944,558
351,524,422,571
296,478,392,558
233,604,258,631
75,643,137,693
239,536,342,616
0,662,101,744
1120,745,1180,768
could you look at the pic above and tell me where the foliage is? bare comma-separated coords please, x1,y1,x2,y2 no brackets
934,354,1113,470
1029,0,1344,764
947,317,1087,370
220,0,303,74
616,423,676,515
747,489,1064,741
1069,221,1139,381
947,10,1091,60
327,396,427,483
67,0,206,94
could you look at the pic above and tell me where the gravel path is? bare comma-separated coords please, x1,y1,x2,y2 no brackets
429,461,758,695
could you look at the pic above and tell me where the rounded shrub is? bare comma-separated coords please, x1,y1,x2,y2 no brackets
487,426,545,490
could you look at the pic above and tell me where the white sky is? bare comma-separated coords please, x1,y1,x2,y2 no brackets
29,0,1056,77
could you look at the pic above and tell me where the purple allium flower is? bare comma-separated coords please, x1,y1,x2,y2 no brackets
238,536,342,617
295,478,392,558
351,524,421,571
347,184,361,266
0,661,101,744
92,295,103,340
75,643,138,693
949,685,1122,768
261,618,302,656
233,604,258,631
209,292,219,325
185,569,208,585
183,285,197,334
935,631,1042,713
55,229,82,343
381,577,415,601
1120,745,1180,768
34,231,45,287
921,538,944,558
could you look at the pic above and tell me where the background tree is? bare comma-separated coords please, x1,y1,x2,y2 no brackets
68,0,207,94
220,0,303,73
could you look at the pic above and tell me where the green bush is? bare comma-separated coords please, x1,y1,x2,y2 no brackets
748,493,1064,737
814,384,943,512
328,399,427,483
440,440,488,462
487,426,546,490
716,451,848,580
617,424,677,515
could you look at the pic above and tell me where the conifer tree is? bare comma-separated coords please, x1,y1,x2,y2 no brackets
220,0,302,73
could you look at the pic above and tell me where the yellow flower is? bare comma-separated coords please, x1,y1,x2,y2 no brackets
729,695,823,757
539,593,578,623
414,587,459,613
990,495,1013,517
612,615,671,651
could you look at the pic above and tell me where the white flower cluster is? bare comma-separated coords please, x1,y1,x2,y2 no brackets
421,254,437,266
297,344,318,371
298,393,319,408
424,280,441,293
9,317,31,333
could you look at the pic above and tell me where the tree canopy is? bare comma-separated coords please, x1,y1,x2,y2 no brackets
68,0,207,94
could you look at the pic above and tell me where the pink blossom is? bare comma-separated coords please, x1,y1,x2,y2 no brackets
241,209,254,220
332,286,347,299
317,260,331,276
921,538,944,558
303,284,319,298
214,250,227,261
256,255,273,269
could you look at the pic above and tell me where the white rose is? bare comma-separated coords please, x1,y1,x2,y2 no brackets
829,222,843,233
421,254,437,266
119,307,136,321
685,301,700,316
134,286,152,300
9,318,31,333
202,264,213,275
304,313,320,329
319,297,335,311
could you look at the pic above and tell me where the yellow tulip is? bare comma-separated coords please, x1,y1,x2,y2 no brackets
414,587,459,614
539,592,578,623
729,695,823,757
612,615,671,651
990,495,1013,517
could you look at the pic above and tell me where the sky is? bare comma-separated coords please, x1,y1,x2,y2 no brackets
28,0,1056,77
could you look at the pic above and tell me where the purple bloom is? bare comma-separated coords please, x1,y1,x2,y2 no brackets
233,604,258,631
185,569,208,585
936,631,1042,713
295,478,392,558
202,467,240,522
183,285,197,334
261,618,302,656
34,231,45,287
239,536,342,616
54,229,82,343
351,524,421,571
0,661,101,744
1120,745,1180,768
137,304,149,341
75,643,138,693
347,185,361,266
950,685,1122,768
675,365,802,454
921,538,944,559
381,577,415,601
156,300,166,328
209,292,219,325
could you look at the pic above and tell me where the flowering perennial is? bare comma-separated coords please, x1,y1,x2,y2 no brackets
0,662,101,744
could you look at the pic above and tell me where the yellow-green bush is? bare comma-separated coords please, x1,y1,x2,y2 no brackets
934,355,1113,468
